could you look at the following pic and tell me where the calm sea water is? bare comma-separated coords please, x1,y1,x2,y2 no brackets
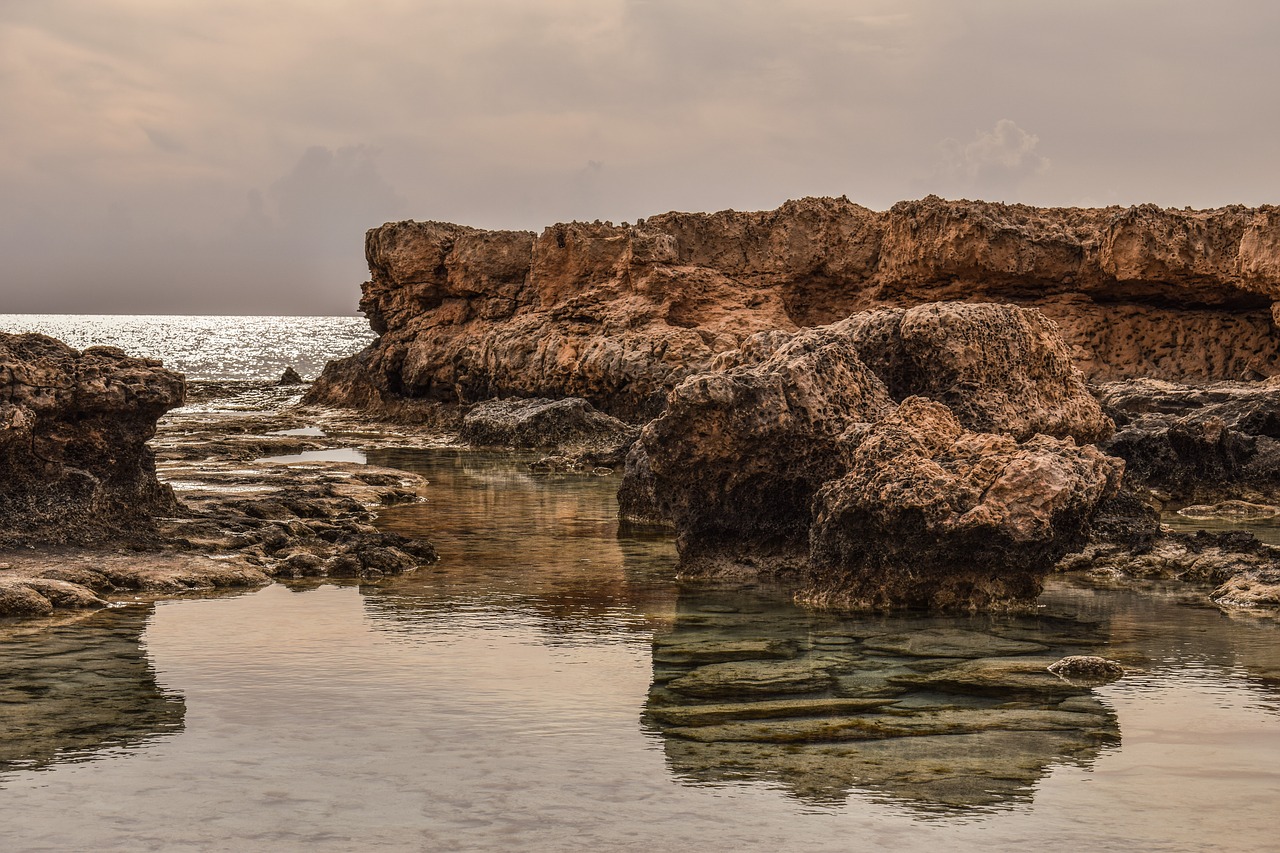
2,317,1280,850
0,314,375,382
1,450,1279,851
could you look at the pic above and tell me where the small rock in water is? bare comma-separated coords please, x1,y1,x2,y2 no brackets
1047,655,1125,682
277,366,304,385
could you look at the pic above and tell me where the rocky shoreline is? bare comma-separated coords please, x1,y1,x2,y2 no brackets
7,197,1280,618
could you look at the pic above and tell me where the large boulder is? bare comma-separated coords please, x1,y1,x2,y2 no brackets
837,303,1113,443
635,328,893,573
1,333,185,546
804,398,1124,610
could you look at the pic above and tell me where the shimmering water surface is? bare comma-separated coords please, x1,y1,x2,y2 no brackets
4,450,1280,852
0,314,374,381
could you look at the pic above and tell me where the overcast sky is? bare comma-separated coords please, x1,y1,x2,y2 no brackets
2,1,1277,315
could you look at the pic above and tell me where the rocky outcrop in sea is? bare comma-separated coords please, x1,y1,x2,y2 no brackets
296,196,1280,611
306,196,1280,420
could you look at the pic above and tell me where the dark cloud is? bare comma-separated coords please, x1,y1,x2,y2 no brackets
0,1,1278,313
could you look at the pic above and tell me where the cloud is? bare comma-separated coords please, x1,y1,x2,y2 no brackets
928,120,1051,201
1,2,1279,313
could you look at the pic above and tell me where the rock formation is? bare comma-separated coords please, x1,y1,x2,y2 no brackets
804,398,1123,610
1,333,185,547
308,196,1280,420
719,302,1114,443
1099,378,1280,505
623,305,1125,608
637,326,893,573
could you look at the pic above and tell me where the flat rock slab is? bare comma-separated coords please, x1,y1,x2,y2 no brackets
897,657,1091,697
862,629,1048,658
652,636,799,665
648,697,897,727
666,659,836,698
665,708,1112,744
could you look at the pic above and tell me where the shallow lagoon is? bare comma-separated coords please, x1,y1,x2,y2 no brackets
3,450,1280,851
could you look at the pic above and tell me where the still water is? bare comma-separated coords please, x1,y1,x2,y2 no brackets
3,451,1280,851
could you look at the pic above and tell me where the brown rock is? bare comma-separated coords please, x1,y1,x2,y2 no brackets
726,303,1112,443
636,328,893,574
308,197,1280,419
1,333,185,547
804,398,1124,610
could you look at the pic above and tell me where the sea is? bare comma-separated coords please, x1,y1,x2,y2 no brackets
0,314,375,382
2,315,1280,852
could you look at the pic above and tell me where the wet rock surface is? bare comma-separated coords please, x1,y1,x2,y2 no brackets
1,333,185,547
1048,655,1125,682
459,396,637,465
1099,378,1280,506
2,382,441,618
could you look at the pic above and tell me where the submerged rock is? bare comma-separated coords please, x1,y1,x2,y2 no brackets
860,628,1048,658
0,333,185,547
901,657,1094,697
645,584,1121,811
665,659,838,699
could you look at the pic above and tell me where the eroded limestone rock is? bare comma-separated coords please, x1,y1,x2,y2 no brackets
1,333,185,547
722,303,1112,444
309,197,1280,420
804,398,1124,610
636,328,893,574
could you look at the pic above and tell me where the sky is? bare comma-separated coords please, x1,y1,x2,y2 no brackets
2,0,1278,315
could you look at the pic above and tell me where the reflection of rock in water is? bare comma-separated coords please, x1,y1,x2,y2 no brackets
359,449,680,640
0,606,185,776
644,586,1120,812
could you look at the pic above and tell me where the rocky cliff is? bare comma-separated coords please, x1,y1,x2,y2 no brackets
308,196,1280,420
